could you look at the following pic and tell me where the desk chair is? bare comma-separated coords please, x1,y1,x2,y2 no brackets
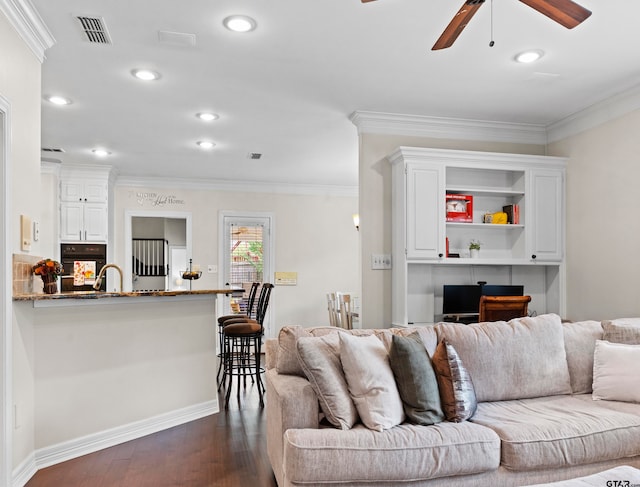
479,295,531,322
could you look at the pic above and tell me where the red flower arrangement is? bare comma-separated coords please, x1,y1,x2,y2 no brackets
32,259,64,280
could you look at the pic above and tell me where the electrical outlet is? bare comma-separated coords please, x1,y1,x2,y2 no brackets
371,254,392,270
207,264,217,274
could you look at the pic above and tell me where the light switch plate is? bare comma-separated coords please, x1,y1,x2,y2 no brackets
371,254,392,270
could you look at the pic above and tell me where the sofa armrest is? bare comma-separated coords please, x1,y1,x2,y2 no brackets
266,368,319,487
265,338,278,370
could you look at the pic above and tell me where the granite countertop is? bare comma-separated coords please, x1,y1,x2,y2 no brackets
13,289,242,301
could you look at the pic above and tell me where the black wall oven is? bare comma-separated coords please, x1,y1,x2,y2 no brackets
60,243,107,292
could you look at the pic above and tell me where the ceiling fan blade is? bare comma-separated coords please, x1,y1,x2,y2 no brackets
432,0,485,51
361,0,377,2
519,0,592,29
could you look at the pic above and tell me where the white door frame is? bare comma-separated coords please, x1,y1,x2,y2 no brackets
1,94,13,486
124,210,192,293
218,211,275,338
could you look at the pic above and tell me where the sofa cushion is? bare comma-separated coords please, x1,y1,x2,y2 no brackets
436,314,572,402
562,320,603,394
602,318,640,344
296,333,358,429
431,339,477,422
388,334,445,425
471,395,640,471
339,333,405,431
276,326,313,376
592,340,640,403
283,421,500,484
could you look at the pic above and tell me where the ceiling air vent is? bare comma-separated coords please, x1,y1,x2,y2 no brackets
42,147,65,153
248,153,262,160
76,16,112,44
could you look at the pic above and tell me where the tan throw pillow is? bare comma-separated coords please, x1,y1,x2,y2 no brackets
431,339,477,422
339,333,405,431
602,319,640,345
276,326,312,376
592,340,640,403
296,333,358,429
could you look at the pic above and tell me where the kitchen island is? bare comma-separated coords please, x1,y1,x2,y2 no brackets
12,288,238,469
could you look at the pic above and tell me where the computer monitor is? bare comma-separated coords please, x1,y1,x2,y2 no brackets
442,285,482,316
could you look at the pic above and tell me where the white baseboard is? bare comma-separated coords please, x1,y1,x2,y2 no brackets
12,399,218,486
11,453,37,487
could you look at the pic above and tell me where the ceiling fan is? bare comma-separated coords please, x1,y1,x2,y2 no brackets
361,0,592,50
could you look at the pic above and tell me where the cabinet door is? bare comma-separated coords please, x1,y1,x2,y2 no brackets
60,180,85,202
60,202,84,241
83,180,108,202
83,203,108,241
406,164,444,259
528,169,564,261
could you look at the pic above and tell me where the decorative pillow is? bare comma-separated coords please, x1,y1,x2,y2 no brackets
296,333,358,429
431,339,477,422
339,333,405,431
436,314,572,402
276,326,312,376
562,320,603,394
388,334,444,425
592,340,640,403
602,319,640,345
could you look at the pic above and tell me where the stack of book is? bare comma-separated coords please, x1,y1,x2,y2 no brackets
502,204,520,224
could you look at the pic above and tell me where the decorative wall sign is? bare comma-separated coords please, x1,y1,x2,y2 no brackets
129,190,186,207
275,272,297,286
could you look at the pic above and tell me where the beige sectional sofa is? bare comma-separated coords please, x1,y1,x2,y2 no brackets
265,314,640,486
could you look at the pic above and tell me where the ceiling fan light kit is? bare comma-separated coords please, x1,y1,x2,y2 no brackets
361,0,592,51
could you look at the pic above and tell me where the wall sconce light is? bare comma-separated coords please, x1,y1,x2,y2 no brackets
352,214,360,231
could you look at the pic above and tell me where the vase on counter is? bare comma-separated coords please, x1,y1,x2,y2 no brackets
41,274,58,294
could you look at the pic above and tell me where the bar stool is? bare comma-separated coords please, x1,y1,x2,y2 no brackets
216,282,260,383
221,283,273,409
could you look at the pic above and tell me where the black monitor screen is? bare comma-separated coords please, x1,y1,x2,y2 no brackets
481,285,524,297
442,285,482,315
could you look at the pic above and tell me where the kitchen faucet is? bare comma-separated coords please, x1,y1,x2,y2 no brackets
93,263,124,292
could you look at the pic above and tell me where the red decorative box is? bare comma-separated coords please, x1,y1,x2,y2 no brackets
446,194,473,222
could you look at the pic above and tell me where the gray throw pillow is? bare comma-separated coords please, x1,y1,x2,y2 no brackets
389,334,444,425
431,339,477,423
602,319,640,345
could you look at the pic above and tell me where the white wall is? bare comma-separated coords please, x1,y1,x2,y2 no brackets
114,185,359,334
548,109,640,321
357,133,546,328
0,8,46,476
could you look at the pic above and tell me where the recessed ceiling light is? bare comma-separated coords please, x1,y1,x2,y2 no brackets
131,68,161,81
196,112,219,122
197,141,216,149
46,95,72,105
223,15,257,33
92,148,111,157
514,50,544,64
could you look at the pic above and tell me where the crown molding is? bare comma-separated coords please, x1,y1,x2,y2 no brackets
350,111,548,145
546,83,640,143
116,176,358,198
0,0,54,62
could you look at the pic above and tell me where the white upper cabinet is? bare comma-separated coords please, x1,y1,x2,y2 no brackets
389,147,566,265
527,169,564,262
59,166,112,243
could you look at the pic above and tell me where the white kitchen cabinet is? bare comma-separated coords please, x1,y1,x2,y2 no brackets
59,167,112,243
60,201,108,242
388,147,566,326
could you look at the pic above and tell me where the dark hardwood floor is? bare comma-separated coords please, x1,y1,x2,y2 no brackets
26,384,277,487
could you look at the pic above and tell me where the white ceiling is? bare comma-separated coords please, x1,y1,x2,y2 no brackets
32,0,640,189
